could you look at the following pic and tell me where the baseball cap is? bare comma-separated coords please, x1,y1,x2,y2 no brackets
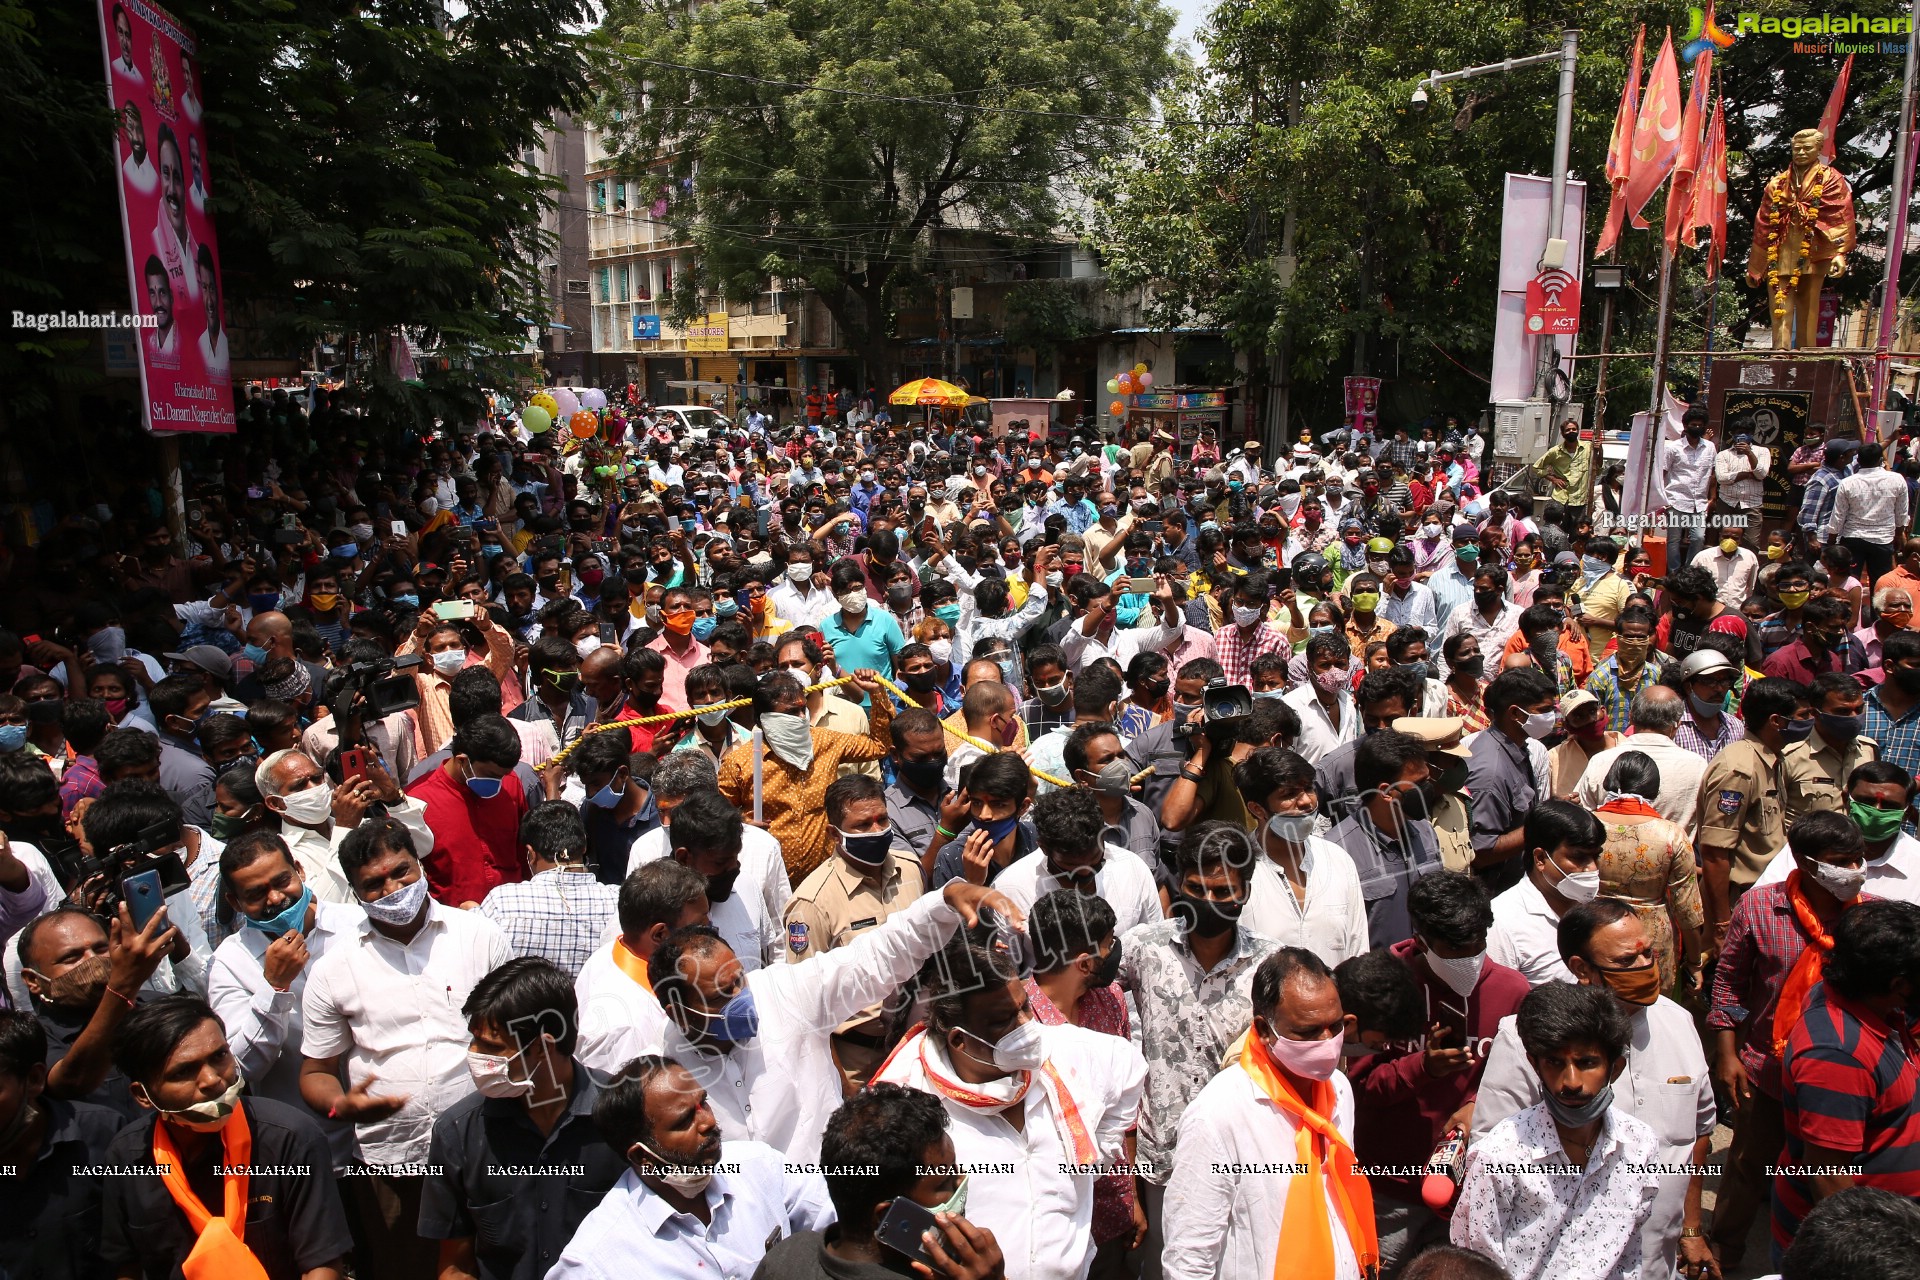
163,645,234,682
1558,689,1601,719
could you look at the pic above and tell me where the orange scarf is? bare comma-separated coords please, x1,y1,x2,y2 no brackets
610,937,654,992
1597,797,1663,821
1238,1031,1378,1280
151,1103,271,1280
1772,869,1847,1056
875,1024,1097,1165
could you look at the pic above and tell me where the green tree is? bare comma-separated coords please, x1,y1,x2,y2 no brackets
599,0,1176,385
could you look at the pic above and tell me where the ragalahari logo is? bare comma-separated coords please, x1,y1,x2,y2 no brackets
1684,7,1739,61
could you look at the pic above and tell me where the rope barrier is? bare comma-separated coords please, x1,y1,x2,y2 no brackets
533,670,1145,791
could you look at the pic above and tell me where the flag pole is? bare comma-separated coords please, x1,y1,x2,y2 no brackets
1873,4,1919,410
1640,245,1677,517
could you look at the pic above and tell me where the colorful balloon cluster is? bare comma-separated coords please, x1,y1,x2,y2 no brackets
1104,363,1153,417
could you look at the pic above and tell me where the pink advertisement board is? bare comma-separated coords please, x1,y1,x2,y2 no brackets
99,0,236,433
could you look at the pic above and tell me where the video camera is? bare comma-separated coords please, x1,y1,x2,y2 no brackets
48,818,190,907
1174,677,1255,744
325,654,423,719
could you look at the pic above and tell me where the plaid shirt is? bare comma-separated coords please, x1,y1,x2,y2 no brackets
1585,654,1665,734
1798,466,1845,535
1866,684,1920,785
1707,879,1870,1098
1215,622,1291,686
1675,707,1744,759
1387,439,1420,473
478,867,620,978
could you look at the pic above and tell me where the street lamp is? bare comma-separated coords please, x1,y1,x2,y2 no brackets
1415,31,1581,402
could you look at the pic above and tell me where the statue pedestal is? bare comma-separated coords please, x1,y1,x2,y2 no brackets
1705,358,1850,532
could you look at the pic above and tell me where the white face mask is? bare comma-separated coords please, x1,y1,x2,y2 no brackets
1423,947,1487,999
1522,709,1558,739
139,1072,246,1133
1546,856,1601,904
575,636,602,658
787,561,812,583
1264,811,1316,846
1802,856,1867,902
1233,604,1265,628
432,648,467,676
960,1017,1046,1073
631,1139,715,1196
1265,1028,1345,1081
467,1046,534,1099
927,638,953,665
276,780,335,826
363,874,430,925
838,590,868,615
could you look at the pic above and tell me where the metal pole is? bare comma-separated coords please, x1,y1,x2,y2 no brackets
1586,289,1617,513
1641,246,1677,515
1702,275,1721,387
1533,29,1581,401
1265,81,1301,458
1873,0,1919,408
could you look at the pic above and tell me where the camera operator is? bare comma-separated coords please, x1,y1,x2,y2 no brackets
76,780,220,988
301,638,421,783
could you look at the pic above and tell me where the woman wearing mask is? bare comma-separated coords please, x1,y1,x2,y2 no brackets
87,666,155,733
1510,537,1545,608
909,617,961,708
1120,651,1171,732
1440,631,1489,733
1592,750,1706,992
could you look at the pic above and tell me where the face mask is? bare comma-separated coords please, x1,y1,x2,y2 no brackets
27,952,110,1007
1264,1028,1344,1081
1423,947,1486,999
481,544,506,561
468,1045,535,1098
0,725,25,753
787,561,813,583
432,649,467,676
1545,856,1601,903
1366,558,1390,577
1596,960,1662,1007
836,826,895,867
348,522,375,544
1084,758,1134,798
1802,855,1869,901
1233,604,1265,628
838,590,869,615
886,584,914,611
391,593,421,609
1421,523,1442,539
931,602,961,626
1687,690,1725,720
631,1138,716,1196
1719,538,1739,556
243,883,313,938
1176,890,1242,938
896,756,947,792
276,781,335,826
1522,709,1558,739
141,1073,246,1134
466,773,503,800
1351,592,1381,612
691,617,718,642
1849,797,1906,845
1454,548,1479,570
1896,666,1920,696
363,873,430,925
959,1018,1046,1073
1779,589,1810,609
1036,680,1069,707
759,711,816,772
1768,544,1787,562
247,594,280,615
1474,589,1503,611
330,543,358,563
1314,668,1347,695
589,776,628,809
1780,716,1815,744
1263,810,1316,846
1543,1082,1614,1129
977,810,1023,846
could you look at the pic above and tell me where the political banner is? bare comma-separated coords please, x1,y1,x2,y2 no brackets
99,0,235,433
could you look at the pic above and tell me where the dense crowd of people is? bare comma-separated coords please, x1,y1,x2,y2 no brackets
3,385,1920,1280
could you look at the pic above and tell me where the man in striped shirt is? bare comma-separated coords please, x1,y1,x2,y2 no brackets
1776,899,1920,1253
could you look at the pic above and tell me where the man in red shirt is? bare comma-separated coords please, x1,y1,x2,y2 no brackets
1346,870,1529,1272
1777,899,1920,1252
403,713,529,908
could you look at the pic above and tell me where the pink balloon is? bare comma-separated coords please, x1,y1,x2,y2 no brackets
1137,372,1153,389
552,387,581,419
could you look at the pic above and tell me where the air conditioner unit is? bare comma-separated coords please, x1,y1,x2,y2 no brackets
566,279,591,295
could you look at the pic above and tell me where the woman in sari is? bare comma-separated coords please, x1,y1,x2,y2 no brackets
1593,750,1707,991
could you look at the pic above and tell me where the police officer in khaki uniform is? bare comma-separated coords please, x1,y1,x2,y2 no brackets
1394,715,1475,872
782,773,925,1094
1694,675,1809,948
1780,670,1878,826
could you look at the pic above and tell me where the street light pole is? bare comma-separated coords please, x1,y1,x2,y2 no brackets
1535,29,1581,402
1872,0,1919,411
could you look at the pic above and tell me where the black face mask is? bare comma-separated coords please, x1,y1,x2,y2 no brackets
1896,666,1920,696
895,756,947,792
887,584,914,611
904,669,940,692
705,868,740,903
1474,589,1503,611
1174,891,1242,938
1087,939,1123,989
1451,655,1486,680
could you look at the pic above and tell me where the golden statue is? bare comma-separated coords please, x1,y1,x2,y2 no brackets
1745,128,1856,349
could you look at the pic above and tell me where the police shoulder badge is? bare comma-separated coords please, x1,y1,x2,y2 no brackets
1717,789,1743,815
788,921,810,954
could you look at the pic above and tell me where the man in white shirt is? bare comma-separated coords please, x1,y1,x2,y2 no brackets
142,255,179,366
1058,573,1186,674
1452,982,1663,1280
1662,413,1717,569
206,829,361,1168
1472,900,1716,1279
1712,432,1771,538
992,787,1164,936
1487,801,1607,986
767,544,836,629
120,102,157,194
875,914,1148,1280
1163,947,1373,1280
622,787,786,971
1284,633,1358,765
575,859,710,1074
1692,534,1760,609
256,748,433,903
653,878,1020,1164
1237,747,1369,967
545,1057,834,1280
1829,439,1911,587
1574,687,1707,829
299,816,512,1278
194,243,229,378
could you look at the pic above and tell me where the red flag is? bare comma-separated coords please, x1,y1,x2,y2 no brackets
1664,51,1713,252
1595,25,1645,258
1625,31,1683,230
1818,52,1854,163
1689,95,1728,277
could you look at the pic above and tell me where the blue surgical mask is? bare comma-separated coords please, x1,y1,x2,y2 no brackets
980,812,1021,844
247,592,280,614
0,724,25,753
481,544,506,561
714,598,740,620
331,542,358,561
243,883,314,938
692,616,718,642
242,643,270,666
391,593,420,609
589,778,627,809
933,603,960,625
467,775,504,800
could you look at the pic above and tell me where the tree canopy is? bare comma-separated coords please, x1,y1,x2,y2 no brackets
599,0,1177,384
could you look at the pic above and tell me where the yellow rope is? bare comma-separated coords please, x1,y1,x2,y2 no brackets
535,671,1088,789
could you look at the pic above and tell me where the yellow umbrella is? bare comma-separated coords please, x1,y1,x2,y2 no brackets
888,377,971,407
